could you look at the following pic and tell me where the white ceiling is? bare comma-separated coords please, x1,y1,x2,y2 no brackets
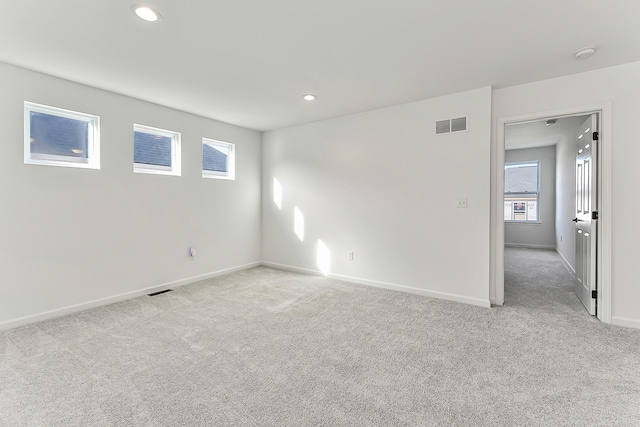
1,1,639,131
505,116,588,150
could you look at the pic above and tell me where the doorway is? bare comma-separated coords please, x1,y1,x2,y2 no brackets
492,103,612,323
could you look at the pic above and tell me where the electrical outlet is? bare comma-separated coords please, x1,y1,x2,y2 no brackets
456,198,468,208
348,251,354,261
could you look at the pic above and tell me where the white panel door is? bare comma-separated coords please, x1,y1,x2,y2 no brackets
574,114,598,315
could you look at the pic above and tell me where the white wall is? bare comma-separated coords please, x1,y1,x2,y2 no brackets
504,145,556,248
262,87,492,307
0,62,262,328
491,61,640,328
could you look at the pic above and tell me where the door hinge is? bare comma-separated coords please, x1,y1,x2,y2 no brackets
592,290,598,299
592,211,598,220
593,131,599,141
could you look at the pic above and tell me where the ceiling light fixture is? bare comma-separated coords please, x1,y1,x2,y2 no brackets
574,47,596,59
132,5,163,22
302,94,317,101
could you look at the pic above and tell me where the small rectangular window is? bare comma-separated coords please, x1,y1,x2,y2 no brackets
504,161,540,222
24,102,100,169
133,124,181,176
202,138,235,180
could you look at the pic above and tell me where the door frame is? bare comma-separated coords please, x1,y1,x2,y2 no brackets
492,102,612,323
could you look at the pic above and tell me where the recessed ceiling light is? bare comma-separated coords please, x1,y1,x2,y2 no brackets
302,94,317,101
574,47,596,59
132,5,163,22
545,119,557,126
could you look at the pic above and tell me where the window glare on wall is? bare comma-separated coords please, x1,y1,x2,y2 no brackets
294,207,305,241
317,240,331,276
273,178,282,209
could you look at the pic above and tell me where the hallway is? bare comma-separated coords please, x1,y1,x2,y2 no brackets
504,246,589,317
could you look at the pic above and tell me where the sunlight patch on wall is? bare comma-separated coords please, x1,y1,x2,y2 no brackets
273,177,282,210
317,240,331,276
294,206,304,241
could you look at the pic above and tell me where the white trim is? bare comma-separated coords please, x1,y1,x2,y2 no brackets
493,102,612,324
611,317,640,330
556,248,576,276
505,243,555,250
504,221,542,225
0,262,261,331
262,261,492,308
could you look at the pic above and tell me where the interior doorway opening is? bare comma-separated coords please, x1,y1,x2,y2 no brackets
493,103,612,324
503,115,590,313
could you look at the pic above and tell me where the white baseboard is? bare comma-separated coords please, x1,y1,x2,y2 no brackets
262,261,491,309
0,262,261,331
611,316,640,330
555,248,576,275
505,243,556,250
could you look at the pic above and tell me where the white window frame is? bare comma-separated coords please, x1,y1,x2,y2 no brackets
133,123,181,176
24,102,100,169
504,161,540,223
202,138,235,180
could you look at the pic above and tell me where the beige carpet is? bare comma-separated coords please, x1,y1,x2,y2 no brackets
1,249,639,426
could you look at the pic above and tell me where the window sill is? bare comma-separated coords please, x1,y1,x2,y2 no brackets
134,165,180,176
203,172,234,180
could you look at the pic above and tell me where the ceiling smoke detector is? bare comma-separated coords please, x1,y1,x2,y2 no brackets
574,47,596,59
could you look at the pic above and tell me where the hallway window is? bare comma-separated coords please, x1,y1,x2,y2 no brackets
24,102,100,169
134,124,181,176
202,138,235,180
504,162,539,222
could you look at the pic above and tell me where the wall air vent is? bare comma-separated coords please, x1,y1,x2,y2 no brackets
436,116,468,134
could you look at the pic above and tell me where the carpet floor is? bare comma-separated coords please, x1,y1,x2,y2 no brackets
1,248,639,426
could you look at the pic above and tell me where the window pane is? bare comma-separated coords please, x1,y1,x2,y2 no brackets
134,131,172,167
527,201,537,221
505,163,538,193
30,111,89,160
504,201,513,221
505,161,539,222
203,143,228,173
